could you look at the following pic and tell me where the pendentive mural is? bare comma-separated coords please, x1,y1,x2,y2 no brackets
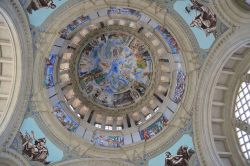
22,0,68,27
174,0,217,49
11,115,64,165
164,145,195,166
26,0,57,14
149,134,195,166
186,0,217,37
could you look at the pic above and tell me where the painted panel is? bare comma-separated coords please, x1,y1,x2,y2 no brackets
59,15,91,39
52,102,80,132
107,7,141,19
140,116,168,141
44,54,56,88
91,132,124,148
172,69,186,104
155,25,179,54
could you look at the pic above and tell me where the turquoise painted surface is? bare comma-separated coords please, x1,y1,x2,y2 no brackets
148,134,193,166
28,0,68,27
20,117,64,163
174,0,215,49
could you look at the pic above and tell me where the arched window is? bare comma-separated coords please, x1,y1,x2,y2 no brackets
235,71,250,160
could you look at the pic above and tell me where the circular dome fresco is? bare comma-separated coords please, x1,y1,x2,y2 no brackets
77,31,153,109
36,2,195,152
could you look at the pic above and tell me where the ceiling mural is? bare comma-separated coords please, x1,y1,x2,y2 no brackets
32,5,191,153
78,32,153,109
3,0,235,165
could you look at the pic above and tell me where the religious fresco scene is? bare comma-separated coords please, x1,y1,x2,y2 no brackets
78,32,153,108
173,69,186,104
91,132,124,148
107,7,141,19
59,15,91,39
44,54,56,88
140,116,168,141
155,25,179,54
52,102,80,132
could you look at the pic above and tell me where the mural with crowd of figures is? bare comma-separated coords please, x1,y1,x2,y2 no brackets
78,32,153,109
107,7,141,18
44,54,56,88
140,116,168,141
52,102,80,132
91,132,124,148
173,69,186,104
60,15,91,39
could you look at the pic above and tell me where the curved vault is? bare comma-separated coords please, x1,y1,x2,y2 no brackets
32,0,198,160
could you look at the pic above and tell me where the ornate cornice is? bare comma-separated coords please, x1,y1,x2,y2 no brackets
211,0,250,25
0,148,30,166
0,0,33,148
193,24,250,165
31,0,198,162
53,158,136,166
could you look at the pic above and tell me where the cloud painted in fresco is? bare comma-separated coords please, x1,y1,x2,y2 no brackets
20,117,64,163
148,134,194,166
174,0,215,49
28,0,68,27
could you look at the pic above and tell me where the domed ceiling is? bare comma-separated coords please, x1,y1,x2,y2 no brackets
2,0,244,166
39,5,189,151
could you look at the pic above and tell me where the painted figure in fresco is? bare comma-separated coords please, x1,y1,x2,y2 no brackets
165,146,195,166
78,32,153,108
52,105,79,132
173,70,186,104
187,0,217,36
27,0,56,14
20,131,50,165
44,54,56,88
91,133,124,148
